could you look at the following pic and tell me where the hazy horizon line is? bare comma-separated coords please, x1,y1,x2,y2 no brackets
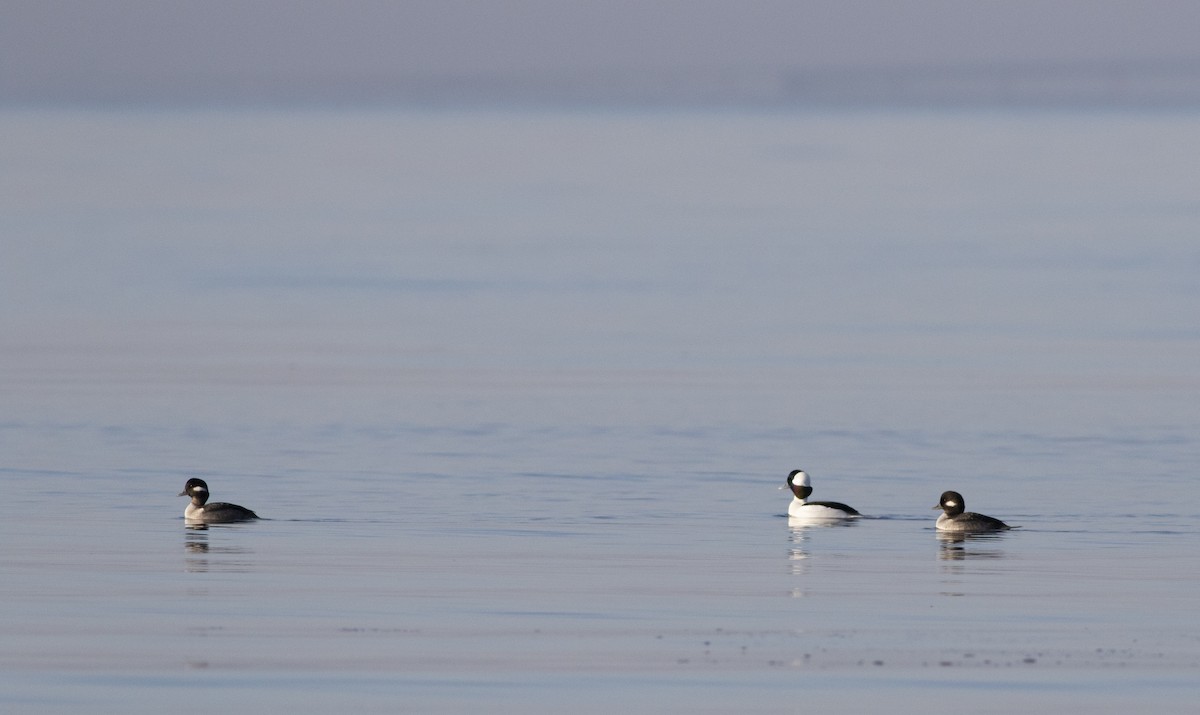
6,58,1200,110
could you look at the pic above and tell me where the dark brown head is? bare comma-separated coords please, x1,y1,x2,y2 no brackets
179,478,210,506
934,490,966,516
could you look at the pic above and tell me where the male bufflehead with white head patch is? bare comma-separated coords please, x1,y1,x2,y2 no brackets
179,478,259,523
785,469,860,520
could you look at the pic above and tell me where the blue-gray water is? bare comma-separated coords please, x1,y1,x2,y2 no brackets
1,108,1198,713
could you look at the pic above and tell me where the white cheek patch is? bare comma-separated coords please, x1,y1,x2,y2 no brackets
945,500,958,507
193,486,207,493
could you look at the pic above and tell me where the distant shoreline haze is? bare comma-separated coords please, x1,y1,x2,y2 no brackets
5,59,1200,108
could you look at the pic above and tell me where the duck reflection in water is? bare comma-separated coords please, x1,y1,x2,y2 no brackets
785,511,862,582
937,530,1010,561
182,529,255,573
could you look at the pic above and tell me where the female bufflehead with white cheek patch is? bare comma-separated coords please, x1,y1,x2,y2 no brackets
179,478,259,523
933,490,1011,532
785,469,860,520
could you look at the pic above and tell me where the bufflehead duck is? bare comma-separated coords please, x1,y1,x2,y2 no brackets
785,469,860,520
933,490,1010,532
179,478,259,523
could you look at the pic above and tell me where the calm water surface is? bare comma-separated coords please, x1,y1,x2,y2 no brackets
1,107,1198,712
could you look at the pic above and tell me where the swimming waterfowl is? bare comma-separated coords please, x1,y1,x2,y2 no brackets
933,490,1010,532
178,478,259,523
785,469,860,520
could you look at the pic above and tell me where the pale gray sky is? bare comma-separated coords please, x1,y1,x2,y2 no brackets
3,0,1199,104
